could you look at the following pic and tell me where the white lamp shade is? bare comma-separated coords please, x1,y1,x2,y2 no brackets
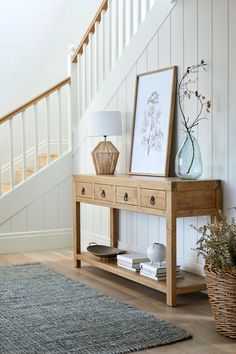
87,111,122,137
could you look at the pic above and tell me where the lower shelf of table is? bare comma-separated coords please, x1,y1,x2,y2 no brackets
76,252,207,295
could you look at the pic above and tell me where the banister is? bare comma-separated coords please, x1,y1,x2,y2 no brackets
71,0,108,63
0,77,71,125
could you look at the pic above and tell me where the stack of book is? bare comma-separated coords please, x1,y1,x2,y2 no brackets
117,253,149,272
140,261,184,280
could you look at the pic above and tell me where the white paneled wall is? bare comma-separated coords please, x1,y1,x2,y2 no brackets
77,0,236,275
0,176,72,253
0,177,72,233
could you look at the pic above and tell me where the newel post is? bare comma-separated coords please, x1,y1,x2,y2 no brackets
67,45,78,151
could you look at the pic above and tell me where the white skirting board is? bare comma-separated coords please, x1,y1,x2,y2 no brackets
0,229,73,254
0,229,107,254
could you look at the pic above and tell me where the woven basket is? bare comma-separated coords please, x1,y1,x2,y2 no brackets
205,266,236,338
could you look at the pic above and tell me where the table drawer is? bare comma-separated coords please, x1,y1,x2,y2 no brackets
140,188,166,210
94,184,114,202
116,186,138,206
76,182,92,199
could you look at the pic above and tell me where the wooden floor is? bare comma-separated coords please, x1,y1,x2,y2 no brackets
0,249,235,354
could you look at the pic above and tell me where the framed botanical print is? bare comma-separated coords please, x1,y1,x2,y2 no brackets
129,66,177,176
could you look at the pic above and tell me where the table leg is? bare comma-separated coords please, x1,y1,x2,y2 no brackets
212,184,222,222
110,208,118,248
73,200,81,268
166,204,177,306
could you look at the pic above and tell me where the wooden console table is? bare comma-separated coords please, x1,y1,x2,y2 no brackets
73,175,221,306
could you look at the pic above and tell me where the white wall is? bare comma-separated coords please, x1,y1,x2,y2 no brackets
75,0,236,276
0,0,101,116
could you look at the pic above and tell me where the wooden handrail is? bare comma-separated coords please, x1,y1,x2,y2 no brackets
0,77,70,125
71,0,108,63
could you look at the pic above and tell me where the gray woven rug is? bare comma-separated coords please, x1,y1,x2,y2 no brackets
0,263,192,353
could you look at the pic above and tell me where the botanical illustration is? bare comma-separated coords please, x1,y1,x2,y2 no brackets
140,91,163,155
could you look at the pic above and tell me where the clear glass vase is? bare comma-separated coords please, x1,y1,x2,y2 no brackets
175,131,203,180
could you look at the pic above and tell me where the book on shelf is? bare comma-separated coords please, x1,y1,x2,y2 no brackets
140,270,185,281
140,261,181,276
117,253,149,265
117,260,141,270
117,263,139,272
140,267,183,278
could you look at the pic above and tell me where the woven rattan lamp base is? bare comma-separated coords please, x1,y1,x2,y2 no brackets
92,141,119,175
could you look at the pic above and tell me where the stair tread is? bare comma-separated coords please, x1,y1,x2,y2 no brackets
39,153,58,157
1,183,10,188
15,167,35,172
1,183,11,194
1,153,60,191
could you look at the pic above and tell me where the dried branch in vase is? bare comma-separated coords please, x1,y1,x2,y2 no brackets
177,59,212,176
178,59,211,133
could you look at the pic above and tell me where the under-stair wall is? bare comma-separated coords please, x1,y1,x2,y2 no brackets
74,0,236,276
0,152,73,253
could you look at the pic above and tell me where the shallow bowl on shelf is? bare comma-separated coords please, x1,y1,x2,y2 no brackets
87,243,127,258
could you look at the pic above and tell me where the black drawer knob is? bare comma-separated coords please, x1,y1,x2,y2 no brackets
101,190,106,198
81,187,85,195
124,192,128,202
150,195,156,205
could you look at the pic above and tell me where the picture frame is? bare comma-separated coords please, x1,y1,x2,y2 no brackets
129,66,177,177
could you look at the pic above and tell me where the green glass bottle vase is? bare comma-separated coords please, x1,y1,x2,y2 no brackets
175,131,203,180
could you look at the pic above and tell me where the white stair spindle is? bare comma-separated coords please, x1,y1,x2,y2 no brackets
67,45,78,132
0,147,2,197
114,0,119,61
128,0,134,42
94,21,99,92
58,88,62,155
145,0,151,16
137,0,142,26
77,54,82,118
82,43,87,112
150,0,156,9
21,111,26,181
67,83,72,151
46,96,50,164
34,104,39,171
121,0,126,50
108,0,112,70
100,10,105,81
9,119,14,188
88,33,93,103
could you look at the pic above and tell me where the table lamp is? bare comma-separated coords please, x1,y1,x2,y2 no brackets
87,111,122,175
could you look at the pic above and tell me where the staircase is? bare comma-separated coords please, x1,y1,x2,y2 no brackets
0,0,176,253
1,153,59,195
0,77,71,197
